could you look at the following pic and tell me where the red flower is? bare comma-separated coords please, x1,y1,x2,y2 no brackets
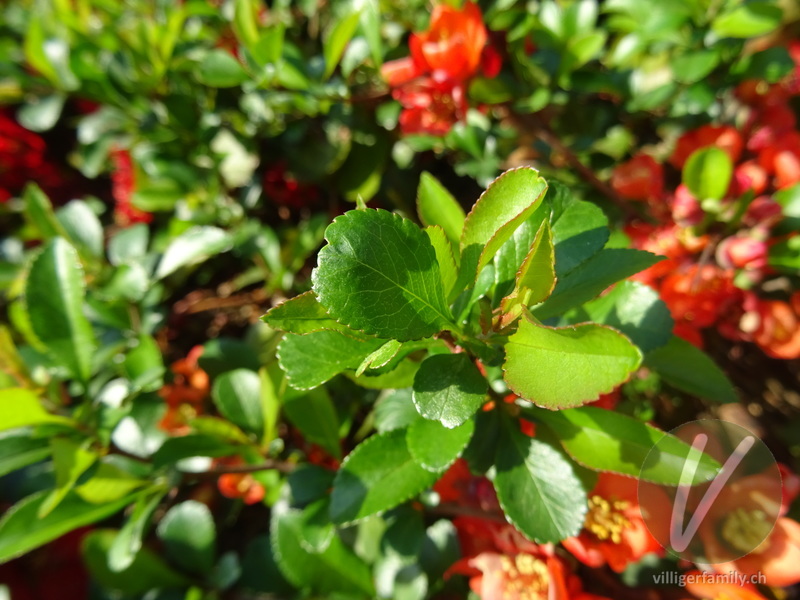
716,234,768,271
696,471,800,587
626,222,699,287
380,1,497,136
747,102,796,153
215,458,266,505
611,154,663,202
671,184,704,227
409,1,487,81
562,473,662,573
454,551,571,600
111,149,153,226
659,265,739,330
743,196,782,228
158,345,209,434
262,161,320,208
434,459,500,512
730,160,769,197
0,110,63,202
670,125,743,169
448,517,612,600
758,132,800,189
393,74,468,136
752,298,800,359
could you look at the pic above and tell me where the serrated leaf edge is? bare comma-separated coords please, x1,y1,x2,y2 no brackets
329,429,439,526
503,316,643,410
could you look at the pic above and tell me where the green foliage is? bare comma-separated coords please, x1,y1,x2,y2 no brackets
0,0,783,597
312,209,454,341
494,419,588,543
536,406,721,484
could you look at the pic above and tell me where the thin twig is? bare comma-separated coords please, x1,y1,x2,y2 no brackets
193,458,297,476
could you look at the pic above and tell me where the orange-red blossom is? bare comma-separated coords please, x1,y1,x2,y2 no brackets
563,473,663,573
381,1,500,135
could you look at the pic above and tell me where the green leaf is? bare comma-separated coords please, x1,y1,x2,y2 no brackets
108,224,149,266
417,173,466,250
152,434,240,468
768,235,800,272
288,464,337,506
412,354,488,429
504,315,642,409
39,438,99,518
425,226,459,300
83,529,188,593
356,340,403,376
0,490,140,564
312,209,453,341
323,8,362,78
571,281,673,352
75,460,149,504
330,429,440,524
644,336,737,403
357,0,383,66
259,367,281,445
262,291,345,334
232,0,260,50
155,226,233,279
17,94,65,132
501,220,556,316
156,501,216,574
407,418,474,472
712,1,782,38
375,389,422,433
108,491,165,572
0,388,72,432
272,505,374,595
672,50,720,84
0,430,51,477
349,357,420,390
283,388,342,459
533,249,662,320
494,419,587,543
298,498,335,553
773,183,800,236
25,238,96,381
189,416,251,445
733,47,795,83
537,406,721,484
197,50,249,87
24,16,58,84
459,168,548,285
549,189,609,277
493,206,549,301
56,200,104,259
278,330,386,390
683,147,733,200
123,335,165,393
212,369,264,436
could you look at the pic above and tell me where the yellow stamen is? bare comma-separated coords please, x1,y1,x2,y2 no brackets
584,494,632,544
498,554,550,599
720,507,772,554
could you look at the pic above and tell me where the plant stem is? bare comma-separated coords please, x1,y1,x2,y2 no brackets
194,458,297,476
